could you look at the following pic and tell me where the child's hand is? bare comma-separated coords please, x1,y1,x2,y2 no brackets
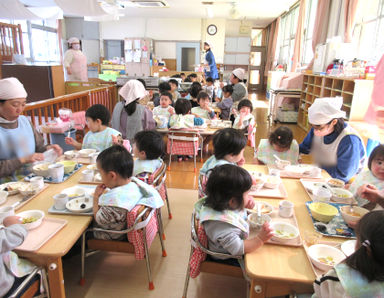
3,216,22,227
65,137,76,145
94,184,107,201
46,144,63,156
214,97,220,102
20,153,44,164
358,184,383,203
168,107,175,115
257,222,273,242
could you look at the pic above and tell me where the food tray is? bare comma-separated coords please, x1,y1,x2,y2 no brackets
305,201,356,239
48,205,93,216
1,184,49,211
16,217,67,252
24,164,83,183
78,172,102,185
58,154,93,165
249,207,303,247
268,165,323,179
303,241,344,277
300,179,357,204
249,183,288,199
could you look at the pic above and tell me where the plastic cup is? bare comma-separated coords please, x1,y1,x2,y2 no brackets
48,163,65,183
53,193,68,210
82,170,94,182
279,201,294,218
30,176,44,190
0,206,15,224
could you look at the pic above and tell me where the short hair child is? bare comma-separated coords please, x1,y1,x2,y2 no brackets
174,98,192,115
158,82,171,93
160,91,174,106
206,77,214,84
222,84,233,95
86,104,110,125
238,99,253,112
213,128,247,160
97,145,133,179
197,91,209,103
189,82,202,98
168,79,179,88
134,130,164,160
368,144,384,170
269,126,293,150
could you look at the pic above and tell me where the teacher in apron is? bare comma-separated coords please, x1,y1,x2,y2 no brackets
203,42,219,80
64,37,88,82
299,97,366,182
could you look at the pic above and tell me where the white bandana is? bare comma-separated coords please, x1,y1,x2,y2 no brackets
0,77,27,100
118,79,148,106
308,97,346,125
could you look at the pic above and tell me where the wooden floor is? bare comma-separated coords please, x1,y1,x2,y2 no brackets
63,92,311,298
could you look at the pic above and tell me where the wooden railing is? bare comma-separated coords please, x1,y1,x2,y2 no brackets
0,22,24,63
23,85,117,139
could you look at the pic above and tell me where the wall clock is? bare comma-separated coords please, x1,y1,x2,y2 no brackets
207,24,217,36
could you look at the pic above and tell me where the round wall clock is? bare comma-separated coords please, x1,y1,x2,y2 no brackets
207,24,217,36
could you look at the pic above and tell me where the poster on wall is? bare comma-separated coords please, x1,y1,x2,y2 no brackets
125,50,133,62
134,39,141,49
133,50,141,62
125,39,132,50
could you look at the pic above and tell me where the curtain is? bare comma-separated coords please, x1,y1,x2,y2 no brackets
57,19,64,65
344,0,359,42
307,0,332,70
264,18,280,77
291,0,307,71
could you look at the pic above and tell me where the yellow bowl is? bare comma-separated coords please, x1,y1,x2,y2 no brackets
309,202,338,223
57,161,77,174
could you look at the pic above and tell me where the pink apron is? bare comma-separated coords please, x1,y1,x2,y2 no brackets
68,50,88,81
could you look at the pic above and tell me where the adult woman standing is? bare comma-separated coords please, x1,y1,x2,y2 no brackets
111,80,156,144
64,37,88,81
0,78,62,181
203,42,219,80
299,97,366,182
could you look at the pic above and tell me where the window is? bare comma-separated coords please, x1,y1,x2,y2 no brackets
251,29,263,46
353,0,384,62
276,4,299,70
301,0,318,65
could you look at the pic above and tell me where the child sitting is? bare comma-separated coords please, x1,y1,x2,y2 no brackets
65,104,122,152
194,164,273,266
133,130,164,183
153,82,171,107
256,126,299,165
169,98,204,129
313,210,384,297
191,92,215,120
168,79,181,102
152,91,175,127
93,145,163,240
349,145,384,210
204,77,215,100
186,82,202,108
215,85,233,120
233,99,255,132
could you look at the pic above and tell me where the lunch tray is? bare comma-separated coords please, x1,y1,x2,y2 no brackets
305,201,356,239
249,206,303,247
0,184,49,211
24,164,83,183
48,205,93,216
249,183,288,199
268,165,323,179
57,154,93,165
16,217,67,252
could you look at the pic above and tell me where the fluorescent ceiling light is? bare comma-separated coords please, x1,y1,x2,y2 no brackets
130,1,168,7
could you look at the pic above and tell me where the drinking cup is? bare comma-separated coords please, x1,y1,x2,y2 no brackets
0,206,15,224
53,193,68,210
279,200,294,218
30,176,44,190
82,170,94,182
48,163,65,183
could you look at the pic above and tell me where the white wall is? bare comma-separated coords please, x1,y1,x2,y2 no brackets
225,20,254,37
154,41,176,59
100,18,147,39
201,18,226,64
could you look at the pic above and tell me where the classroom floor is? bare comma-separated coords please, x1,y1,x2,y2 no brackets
63,93,311,298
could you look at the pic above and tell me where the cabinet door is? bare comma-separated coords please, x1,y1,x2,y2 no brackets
225,37,238,52
224,54,236,64
235,54,249,65
237,37,251,52
83,21,99,40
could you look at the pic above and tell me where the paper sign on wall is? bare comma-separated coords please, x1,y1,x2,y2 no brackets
125,50,133,62
125,40,132,50
133,50,141,62
142,51,148,59
134,39,141,49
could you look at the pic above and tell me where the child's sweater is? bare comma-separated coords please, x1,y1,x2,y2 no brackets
153,106,175,118
169,114,204,129
257,139,300,165
82,127,121,152
191,107,215,120
217,97,233,120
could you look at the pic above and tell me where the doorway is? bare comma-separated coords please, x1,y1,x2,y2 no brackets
248,46,266,92
176,42,200,71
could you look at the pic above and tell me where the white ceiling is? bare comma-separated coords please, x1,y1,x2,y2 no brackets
18,0,297,27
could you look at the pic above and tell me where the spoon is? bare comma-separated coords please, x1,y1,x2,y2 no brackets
257,202,262,224
273,154,282,162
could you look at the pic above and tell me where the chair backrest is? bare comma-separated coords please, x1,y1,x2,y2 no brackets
167,130,201,156
149,160,167,188
198,173,207,199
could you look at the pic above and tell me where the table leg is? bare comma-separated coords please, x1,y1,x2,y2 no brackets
250,279,313,298
46,257,66,298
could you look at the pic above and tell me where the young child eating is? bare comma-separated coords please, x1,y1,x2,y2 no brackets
349,145,384,210
168,79,181,102
204,77,215,100
93,145,163,240
169,98,204,129
65,104,121,152
133,130,164,183
194,164,273,266
152,91,175,127
233,99,255,133
215,84,233,120
191,92,215,120
256,126,299,165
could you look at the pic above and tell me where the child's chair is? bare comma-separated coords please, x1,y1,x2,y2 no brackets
80,205,166,290
182,211,250,298
167,129,203,172
8,267,50,298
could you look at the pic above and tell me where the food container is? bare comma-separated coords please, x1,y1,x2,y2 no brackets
250,201,273,215
312,187,332,203
78,149,97,158
327,178,345,188
307,244,345,271
247,213,271,230
340,206,369,226
331,188,354,203
270,222,299,243
275,159,291,170
19,184,39,197
264,175,281,189
32,162,51,177
17,210,45,230
57,161,77,174
251,172,265,191
64,150,78,160
0,190,8,205
308,202,338,223
66,197,93,213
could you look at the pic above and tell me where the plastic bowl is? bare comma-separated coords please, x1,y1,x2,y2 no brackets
66,196,93,213
264,175,281,189
307,244,345,271
64,150,77,160
248,213,271,230
331,188,354,203
309,202,338,223
250,201,274,216
251,173,266,191
17,210,45,230
32,162,51,177
327,178,345,188
270,222,299,243
340,206,369,226
275,159,291,170
61,187,86,199
78,149,97,158
19,183,39,197
312,187,332,203
57,161,77,174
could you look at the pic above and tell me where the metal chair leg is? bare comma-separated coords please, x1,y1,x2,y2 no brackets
193,138,196,172
143,227,155,290
156,211,167,257
168,136,174,171
164,185,172,219
79,232,86,286
41,268,50,298
182,247,193,298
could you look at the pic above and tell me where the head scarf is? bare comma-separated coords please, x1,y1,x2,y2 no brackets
308,97,346,125
68,37,80,44
0,77,27,100
119,79,148,106
204,41,212,49
232,68,245,81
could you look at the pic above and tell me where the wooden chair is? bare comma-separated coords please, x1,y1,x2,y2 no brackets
80,206,166,290
8,267,50,298
167,129,203,172
182,211,250,298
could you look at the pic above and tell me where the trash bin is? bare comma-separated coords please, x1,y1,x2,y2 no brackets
50,128,76,152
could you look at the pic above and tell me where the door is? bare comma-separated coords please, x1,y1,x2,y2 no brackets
104,40,124,59
176,42,200,71
248,46,266,92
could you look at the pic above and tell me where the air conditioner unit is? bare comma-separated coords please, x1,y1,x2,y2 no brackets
130,0,168,7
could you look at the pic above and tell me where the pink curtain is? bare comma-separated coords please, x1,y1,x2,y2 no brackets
307,0,331,70
344,0,359,42
264,18,280,77
291,0,307,71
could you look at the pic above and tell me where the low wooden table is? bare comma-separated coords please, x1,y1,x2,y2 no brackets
243,165,337,298
15,170,92,298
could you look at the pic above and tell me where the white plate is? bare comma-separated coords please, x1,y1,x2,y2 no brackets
341,240,357,256
0,182,28,196
17,210,45,230
66,197,93,213
61,186,86,199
